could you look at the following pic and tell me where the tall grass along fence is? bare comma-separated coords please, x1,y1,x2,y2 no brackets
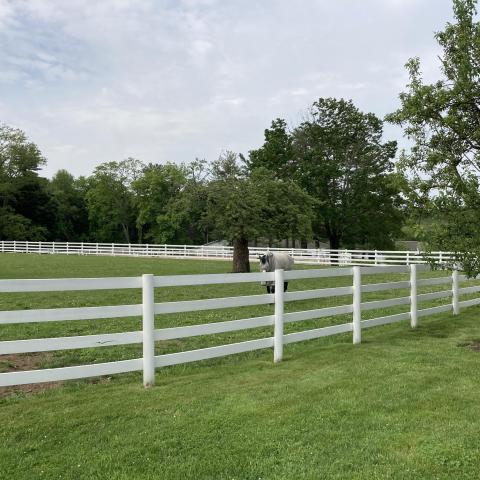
0,240,454,266
1,265,478,388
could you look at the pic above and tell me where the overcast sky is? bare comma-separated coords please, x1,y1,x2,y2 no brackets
0,0,454,178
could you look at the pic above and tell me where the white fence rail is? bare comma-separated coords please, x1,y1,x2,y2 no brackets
0,240,455,266
1,264,478,388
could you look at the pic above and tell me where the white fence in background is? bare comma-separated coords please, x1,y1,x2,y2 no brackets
0,240,454,266
1,264,479,388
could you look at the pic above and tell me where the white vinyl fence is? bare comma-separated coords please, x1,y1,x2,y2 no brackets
1,265,478,388
0,240,454,266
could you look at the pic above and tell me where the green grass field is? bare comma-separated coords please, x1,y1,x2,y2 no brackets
1,253,480,479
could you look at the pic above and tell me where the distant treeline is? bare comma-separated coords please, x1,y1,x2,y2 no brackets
0,98,405,270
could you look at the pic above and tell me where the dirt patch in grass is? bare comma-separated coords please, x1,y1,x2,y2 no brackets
457,340,480,352
0,353,64,399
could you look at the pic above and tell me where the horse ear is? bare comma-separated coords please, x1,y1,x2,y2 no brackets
267,251,273,257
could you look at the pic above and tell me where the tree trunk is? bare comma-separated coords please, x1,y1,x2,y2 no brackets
301,238,308,249
232,237,250,273
330,235,340,249
326,221,341,251
329,234,341,264
121,223,130,243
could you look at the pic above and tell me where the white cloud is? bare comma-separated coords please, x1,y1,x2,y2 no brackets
0,0,14,30
290,88,309,96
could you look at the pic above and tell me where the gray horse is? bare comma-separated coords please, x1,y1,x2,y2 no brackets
258,252,294,293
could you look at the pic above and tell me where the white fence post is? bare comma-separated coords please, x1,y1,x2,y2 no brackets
352,266,361,344
452,269,460,315
274,269,284,363
410,264,418,328
142,274,155,387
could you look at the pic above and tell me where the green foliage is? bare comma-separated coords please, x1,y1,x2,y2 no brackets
293,98,401,248
205,152,315,270
156,159,210,244
244,118,295,179
245,100,403,249
387,0,480,275
49,170,89,241
0,124,45,176
0,208,47,240
132,163,187,243
86,158,144,243
0,124,54,240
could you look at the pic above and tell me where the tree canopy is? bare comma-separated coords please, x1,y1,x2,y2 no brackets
387,0,480,275
86,158,143,243
49,170,89,241
0,124,54,240
205,152,315,272
246,99,403,249
133,163,187,243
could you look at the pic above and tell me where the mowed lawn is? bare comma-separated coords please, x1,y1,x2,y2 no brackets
1,253,480,479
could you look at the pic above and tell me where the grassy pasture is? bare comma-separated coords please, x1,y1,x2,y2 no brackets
1,253,480,479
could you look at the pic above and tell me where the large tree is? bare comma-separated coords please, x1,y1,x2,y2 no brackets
292,98,402,249
86,158,144,243
205,152,314,272
49,169,89,241
245,119,307,247
0,124,55,240
132,162,187,243
245,118,295,180
387,0,480,275
159,159,211,245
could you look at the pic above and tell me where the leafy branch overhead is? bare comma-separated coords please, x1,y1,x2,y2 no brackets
387,0,480,275
246,99,403,250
